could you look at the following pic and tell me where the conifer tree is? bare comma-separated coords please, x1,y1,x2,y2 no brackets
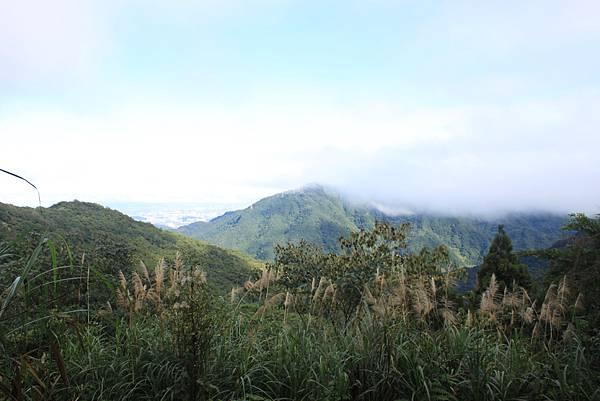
476,225,531,292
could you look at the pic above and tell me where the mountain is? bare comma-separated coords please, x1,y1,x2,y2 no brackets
177,185,568,265
0,201,262,292
178,186,363,260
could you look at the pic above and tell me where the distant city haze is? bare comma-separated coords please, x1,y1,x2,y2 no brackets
1,1,599,215
107,202,248,229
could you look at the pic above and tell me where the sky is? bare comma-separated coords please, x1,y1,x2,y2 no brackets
1,0,599,215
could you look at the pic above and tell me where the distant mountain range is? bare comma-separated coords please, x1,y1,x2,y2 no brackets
177,185,568,266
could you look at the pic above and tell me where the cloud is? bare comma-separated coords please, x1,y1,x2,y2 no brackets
0,1,113,88
434,0,600,52
1,91,598,215
0,0,292,90
1,1,599,216
299,94,600,215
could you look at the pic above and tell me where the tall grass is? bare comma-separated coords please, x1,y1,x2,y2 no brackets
41,313,597,401
0,237,88,401
1,245,599,400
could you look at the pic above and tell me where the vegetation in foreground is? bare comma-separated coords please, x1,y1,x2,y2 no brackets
1,215,599,401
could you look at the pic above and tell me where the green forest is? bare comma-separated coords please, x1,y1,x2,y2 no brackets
1,199,599,400
177,186,567,265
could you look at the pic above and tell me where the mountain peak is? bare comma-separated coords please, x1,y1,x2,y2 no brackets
280,183,338,197
177,186,567,263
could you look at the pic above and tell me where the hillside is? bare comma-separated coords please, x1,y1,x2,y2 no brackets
177,186,567,265
0,201,262,292
178,186,363,260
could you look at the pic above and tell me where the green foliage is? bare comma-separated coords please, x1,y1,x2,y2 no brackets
535,214,600,330
32,311,600,401
178,186,360,261
0,236,86,401
329,222,413,318
168,267,223,401
476,225,531,292
59,321,186,401
0,201,262,294
177,186,566,266
269,240,327,297
270,221,462,324
1,207,597,401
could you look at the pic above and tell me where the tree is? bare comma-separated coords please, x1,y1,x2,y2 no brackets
268,240,327,298
270,221,456,323
476,225,531,292
538,214,600,325
327,221,411,320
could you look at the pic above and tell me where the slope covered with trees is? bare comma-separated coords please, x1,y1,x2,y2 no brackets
177,185,567,265
3,215,597,401
0,201,262,293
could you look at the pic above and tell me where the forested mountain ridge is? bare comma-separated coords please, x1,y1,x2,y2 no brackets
0,201,262,292
177,185,568,265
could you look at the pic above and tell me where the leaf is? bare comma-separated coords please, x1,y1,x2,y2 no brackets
0,277,21,321
0,238,47,321
48,239,58,295
0,168,41,206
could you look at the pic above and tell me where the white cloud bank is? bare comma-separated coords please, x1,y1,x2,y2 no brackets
1,92,599,215
1,0,599,216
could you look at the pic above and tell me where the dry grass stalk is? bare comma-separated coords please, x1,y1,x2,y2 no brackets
412,278,434,319
392,271,408,309
466,309,474,327
283,291,293,323
140,261,150,282
116,270,129,310
253,293,286,319
442,272,456,294
132,272,147,312
563,323,575,342
520,287,531,307
541,284,557,321
254,270,275,291
557,276,569,305
230,287,244,304
167,252,183,299
480,274,499,319
523,306,535,324
145,258,166,316
118,270,127,292
193,268,207,284
154,258,165,296
574,293,584,313
98,301,113,317
532,321,540,339
442,307,457,326
539,277,570,331
430,277,437,300
284,291,293,308
312,277,328,304
322,283,335,304
363,285,376,306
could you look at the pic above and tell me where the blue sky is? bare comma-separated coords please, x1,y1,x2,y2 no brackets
1,0,599,214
